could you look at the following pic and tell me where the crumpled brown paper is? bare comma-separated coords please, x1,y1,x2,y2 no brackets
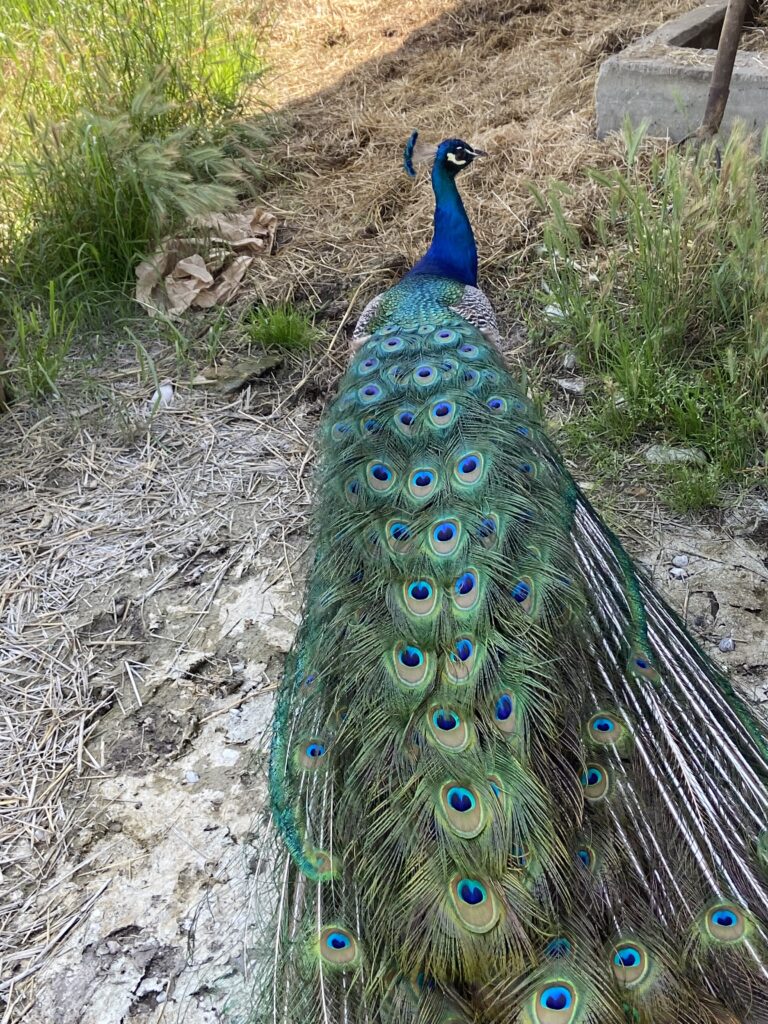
135,207,277,316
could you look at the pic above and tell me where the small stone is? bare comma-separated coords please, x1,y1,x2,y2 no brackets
644,445,707,467
562,350,577,371
184,770,200,785
669,566,688,580
672,554,689,567
556,376,586,395
718,637,735,653
544,303,565,320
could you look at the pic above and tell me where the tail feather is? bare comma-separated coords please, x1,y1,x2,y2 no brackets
255,273,768,1023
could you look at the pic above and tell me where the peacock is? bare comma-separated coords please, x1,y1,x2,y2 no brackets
257,132,768,1024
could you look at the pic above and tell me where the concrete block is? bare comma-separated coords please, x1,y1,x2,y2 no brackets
596,2,768,141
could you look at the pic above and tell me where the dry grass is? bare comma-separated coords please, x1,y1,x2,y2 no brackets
252,0,704,336
0,348,324,1015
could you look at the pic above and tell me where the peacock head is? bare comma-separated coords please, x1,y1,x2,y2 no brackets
404,131,486,178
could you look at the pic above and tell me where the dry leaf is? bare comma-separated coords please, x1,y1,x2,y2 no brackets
135,207,278,316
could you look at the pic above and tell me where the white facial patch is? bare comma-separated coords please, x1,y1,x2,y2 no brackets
446,152,468,166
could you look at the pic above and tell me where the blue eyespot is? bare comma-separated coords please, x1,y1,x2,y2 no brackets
408,581,432,601
447,787,475,812
434,328,459,345
326,932,350,950
490,781,501,797
712,910,737,927
457,879,486,905
441,358,458,372
582,768,603,787
399,411,414,426
433,709,459,731
306,743,326,758
360,357,378,373
417,366,432,378
463,369,479,385
511,580,531,603
517,462,533,474
459,456,479,474
495,694,513,721
577,848,591,867
332,422,351,438
614,947,641,968
456,572,476,595
593,717,614,733
540,986,572,1012
371,464,391,482
515,425,530,436
455,639,473,661
302,674,316,687
477,517,496,540
434,522,456,542
413,470,434,488
347,481,359,494
635,656,650,669
390,522,410,541
487,397,505,411
364,418,381,433
399,646,424,668
384,336,404,349
459,343,478,358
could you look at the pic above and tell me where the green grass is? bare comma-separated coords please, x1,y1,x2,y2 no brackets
0,0,268,397
245,306,318,351
530,123,768,511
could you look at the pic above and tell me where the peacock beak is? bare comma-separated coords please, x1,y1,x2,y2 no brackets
468,147,488,159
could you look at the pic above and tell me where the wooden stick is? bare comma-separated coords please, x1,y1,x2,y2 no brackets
699,0,750,138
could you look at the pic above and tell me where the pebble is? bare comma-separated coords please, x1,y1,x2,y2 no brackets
644,445,707,466
669,566,688,580
718,638,735,653
672,554,689,567
562,350,577,371
184,770,200,785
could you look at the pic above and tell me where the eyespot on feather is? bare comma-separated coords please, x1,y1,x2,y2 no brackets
449,875,499,933
319,925,359,967
395,645,430,687
427,705,472,751
581,764,609,801
298,740,328,770
395,407,416,434
453,569,479,610
455,452,484,486
493,691,517,735
430,518,461,555
410,467,438,500
430,399,457,428
705,903,747,941
476,515,499,549
586,711,629,750
404,578,438,616
387,519,413,553
533,982,577,1024
610,942,650,987
367,461,396,494
438,782,487,838
445,636,476,682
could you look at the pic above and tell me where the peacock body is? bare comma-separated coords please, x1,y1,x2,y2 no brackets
259,135,768,1024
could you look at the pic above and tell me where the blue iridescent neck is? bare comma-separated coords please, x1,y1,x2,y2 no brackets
407,161,478,287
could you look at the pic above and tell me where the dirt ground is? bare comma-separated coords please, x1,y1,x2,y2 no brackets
1,1,767,1022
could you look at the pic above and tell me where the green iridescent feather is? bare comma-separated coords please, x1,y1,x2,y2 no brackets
252,137,768,1024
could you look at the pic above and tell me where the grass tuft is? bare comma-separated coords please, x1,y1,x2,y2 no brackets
532,122,768,511
0,0,267,301
245,305,318,351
